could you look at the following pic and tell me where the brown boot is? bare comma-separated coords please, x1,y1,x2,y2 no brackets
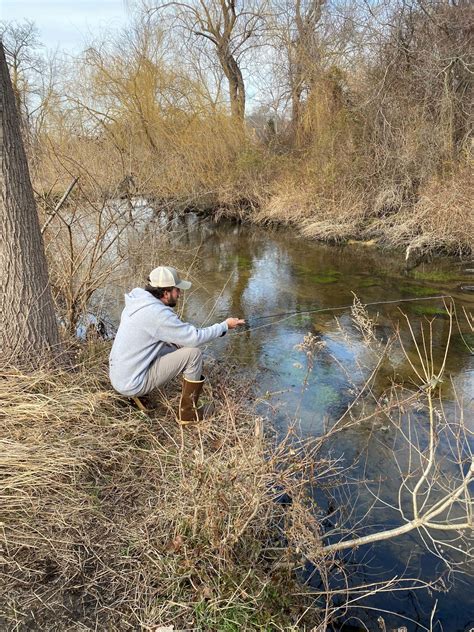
179,376,205,424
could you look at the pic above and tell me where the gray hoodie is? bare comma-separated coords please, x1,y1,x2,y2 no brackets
109,288,228,396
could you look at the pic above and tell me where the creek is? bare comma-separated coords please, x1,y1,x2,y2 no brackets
104,212,473,630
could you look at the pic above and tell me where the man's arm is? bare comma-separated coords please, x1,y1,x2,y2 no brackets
156,310,244,347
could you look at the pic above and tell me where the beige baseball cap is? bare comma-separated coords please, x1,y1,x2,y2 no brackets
148,266,192,290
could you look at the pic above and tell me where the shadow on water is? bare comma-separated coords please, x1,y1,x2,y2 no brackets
108,213,474,630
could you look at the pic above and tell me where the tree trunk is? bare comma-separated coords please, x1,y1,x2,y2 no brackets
218,48,246,122
288,0,324,143
0,43,60,366
290,67,304,136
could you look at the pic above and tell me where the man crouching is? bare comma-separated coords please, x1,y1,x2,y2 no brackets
109,266,245,423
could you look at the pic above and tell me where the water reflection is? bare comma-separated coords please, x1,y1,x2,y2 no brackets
181,218,473,629
171,219,472,428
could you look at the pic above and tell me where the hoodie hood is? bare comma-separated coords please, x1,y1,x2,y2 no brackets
124,287,160,316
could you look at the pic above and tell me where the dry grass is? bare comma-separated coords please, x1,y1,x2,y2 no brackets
374,169,474,255
252,165,472,253
1,345,326,631
256,175,367,245
256,183,316,226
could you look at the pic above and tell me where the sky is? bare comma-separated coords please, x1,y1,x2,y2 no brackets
1,0,130,52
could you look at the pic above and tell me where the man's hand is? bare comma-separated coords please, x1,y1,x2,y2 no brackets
226,317,246,329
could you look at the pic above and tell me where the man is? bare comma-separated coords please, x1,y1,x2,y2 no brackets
109,266,245,422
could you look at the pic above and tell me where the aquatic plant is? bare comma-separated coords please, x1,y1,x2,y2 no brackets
412,269,461,283
409,304,449,317
400,283,444,297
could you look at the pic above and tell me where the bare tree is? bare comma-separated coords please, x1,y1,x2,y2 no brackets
288,0,325,132
0,43,60,365
147,0,268,121
0,20,44,132
267,0,360,144
358,0,473,198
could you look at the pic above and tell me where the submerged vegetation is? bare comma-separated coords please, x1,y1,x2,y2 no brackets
409,303,451,317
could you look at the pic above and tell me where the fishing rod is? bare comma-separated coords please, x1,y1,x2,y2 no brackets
237,294,453,334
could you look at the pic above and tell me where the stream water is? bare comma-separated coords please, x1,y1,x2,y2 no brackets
104,212,473,631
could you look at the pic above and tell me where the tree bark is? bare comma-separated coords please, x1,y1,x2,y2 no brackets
0,43,60,366
217,48,246,122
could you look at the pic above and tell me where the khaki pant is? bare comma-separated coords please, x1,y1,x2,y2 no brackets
137,345,203,396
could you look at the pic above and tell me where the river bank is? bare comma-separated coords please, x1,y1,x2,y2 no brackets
108,165,472,264
1,345,326,630
209,174,473,260
38,155,473,266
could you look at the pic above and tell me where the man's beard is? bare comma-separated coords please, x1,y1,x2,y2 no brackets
168,299,177,308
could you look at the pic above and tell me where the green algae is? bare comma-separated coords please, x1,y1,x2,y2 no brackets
358,278,382,288
409,304,448,317
295,264,342,284
314,383,341,408
450,332,474,353
233,254,252,270
312,275,340,284
412,269,460,283
401,284,443,297
293,312,314,327
308,269,342,284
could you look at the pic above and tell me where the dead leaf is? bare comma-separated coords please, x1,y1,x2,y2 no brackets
200,585,212,600
167,534,183,553
211,437,224,450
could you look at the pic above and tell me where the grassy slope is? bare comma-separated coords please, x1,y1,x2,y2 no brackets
1,345,323,631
